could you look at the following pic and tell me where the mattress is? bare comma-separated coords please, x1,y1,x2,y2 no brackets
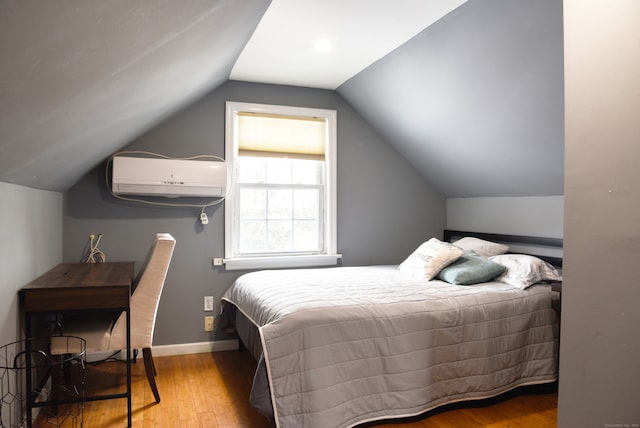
221,265,559,428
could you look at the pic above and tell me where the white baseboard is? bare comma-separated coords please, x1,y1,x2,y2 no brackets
151,339,240,357
84,340,240,362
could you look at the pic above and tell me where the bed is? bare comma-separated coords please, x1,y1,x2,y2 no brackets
220,230,562,428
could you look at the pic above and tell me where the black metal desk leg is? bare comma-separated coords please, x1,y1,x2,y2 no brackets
25,315,32,427
126,308,132,427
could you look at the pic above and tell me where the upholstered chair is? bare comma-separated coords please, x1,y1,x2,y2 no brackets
51,233,175,402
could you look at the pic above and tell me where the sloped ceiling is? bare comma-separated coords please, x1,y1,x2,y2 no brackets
0,0,564,198
0,0,270,191
338,0,564,197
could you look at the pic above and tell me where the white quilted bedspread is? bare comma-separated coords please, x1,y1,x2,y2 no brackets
222,265,559,428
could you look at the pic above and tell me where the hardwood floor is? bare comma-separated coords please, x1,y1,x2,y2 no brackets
34,350,558,428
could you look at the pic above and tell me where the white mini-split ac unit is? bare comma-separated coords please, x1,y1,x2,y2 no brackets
111,156,227,197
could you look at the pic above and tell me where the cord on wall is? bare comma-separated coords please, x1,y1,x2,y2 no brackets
84,233,106,263
105,150,232,224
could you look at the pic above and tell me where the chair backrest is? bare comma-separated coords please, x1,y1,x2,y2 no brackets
109,233,176,350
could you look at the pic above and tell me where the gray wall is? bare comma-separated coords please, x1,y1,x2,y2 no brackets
447,196,563,238
558,1,640,426
0,183,63,346
63,80,445,346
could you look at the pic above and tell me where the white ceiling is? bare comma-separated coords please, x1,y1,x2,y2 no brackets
230,0,467,89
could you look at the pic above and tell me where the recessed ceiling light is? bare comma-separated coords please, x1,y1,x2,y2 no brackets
314,38,333,53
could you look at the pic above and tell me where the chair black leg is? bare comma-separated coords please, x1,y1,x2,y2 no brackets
142,348,160,403
151,352,157,376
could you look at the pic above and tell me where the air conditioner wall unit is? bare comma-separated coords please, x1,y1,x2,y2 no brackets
112,156,227,197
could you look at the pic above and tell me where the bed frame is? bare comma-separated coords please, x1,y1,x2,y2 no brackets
443,229,563,267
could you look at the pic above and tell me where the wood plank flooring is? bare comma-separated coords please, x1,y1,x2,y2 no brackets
33,350,558,428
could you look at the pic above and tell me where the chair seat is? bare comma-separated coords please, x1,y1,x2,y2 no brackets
51,313,118,354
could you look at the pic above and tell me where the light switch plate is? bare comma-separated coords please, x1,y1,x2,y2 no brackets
204,296,214,311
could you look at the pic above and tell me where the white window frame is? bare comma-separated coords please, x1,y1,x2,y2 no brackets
223,101,341,270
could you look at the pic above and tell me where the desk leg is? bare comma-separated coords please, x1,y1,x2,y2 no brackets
126,308,132,427
25,315,33,427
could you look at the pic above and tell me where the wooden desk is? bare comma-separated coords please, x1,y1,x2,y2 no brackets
20,262,134,427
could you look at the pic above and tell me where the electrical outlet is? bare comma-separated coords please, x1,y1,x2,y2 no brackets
204,316,214,332
213,258,224,266
204,295,214,311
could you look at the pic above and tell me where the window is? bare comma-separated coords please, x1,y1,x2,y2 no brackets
224,102,340,270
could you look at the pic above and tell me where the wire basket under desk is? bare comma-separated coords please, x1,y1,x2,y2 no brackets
0,337,86,428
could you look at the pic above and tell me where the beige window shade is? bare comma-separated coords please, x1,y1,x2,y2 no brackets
238,112,326,160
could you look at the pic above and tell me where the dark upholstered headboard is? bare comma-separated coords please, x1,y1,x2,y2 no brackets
443,229,563,267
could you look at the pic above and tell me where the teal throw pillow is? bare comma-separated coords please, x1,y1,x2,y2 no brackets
438,250,507,285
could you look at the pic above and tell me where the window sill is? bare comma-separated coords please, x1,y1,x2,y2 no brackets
223,254,342,271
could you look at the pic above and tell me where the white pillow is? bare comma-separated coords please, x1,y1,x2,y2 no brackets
398,238,464,281
453,237,509,257
489,254,562,289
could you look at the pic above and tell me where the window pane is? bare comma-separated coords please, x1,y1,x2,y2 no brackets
266,158,292,184
239,157,266,183
238,186,322,254
294,220,319,251
267,189,293,219
292,159,323,184
239,220,267,253
241,156,323,185
294,189,319,219
267,220,293,252
239,188,266,219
